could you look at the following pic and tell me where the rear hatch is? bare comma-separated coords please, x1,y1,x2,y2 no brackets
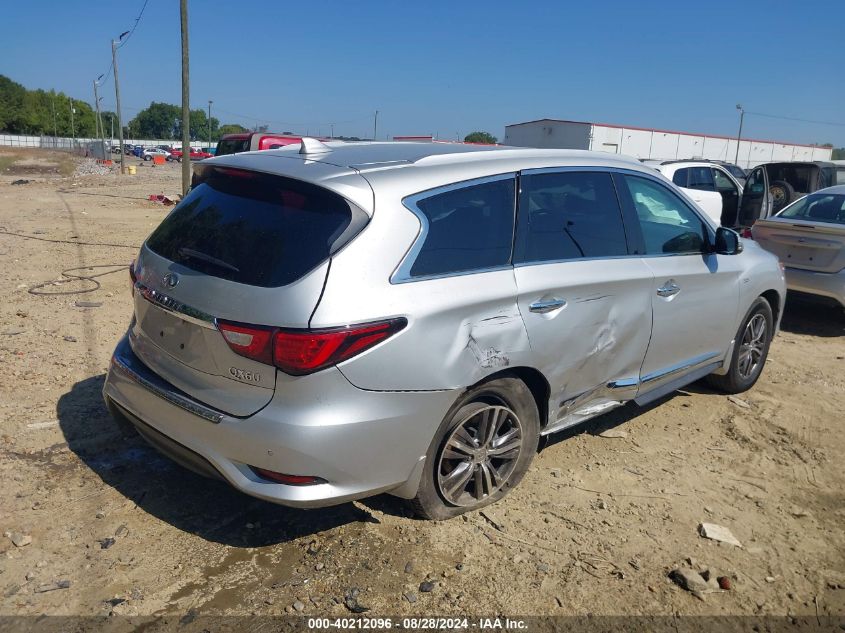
130,161,370,416
752,192,845,274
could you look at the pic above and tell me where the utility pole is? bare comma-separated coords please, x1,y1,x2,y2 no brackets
734,103,745,166
112,32,128,175
51,93,57,141
330,123,334,139
180,0,191,195
207,99,212,148
373,110,378,141
93,77,105,156
69,98,75,147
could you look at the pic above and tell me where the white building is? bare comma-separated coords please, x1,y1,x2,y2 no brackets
503,118,832,169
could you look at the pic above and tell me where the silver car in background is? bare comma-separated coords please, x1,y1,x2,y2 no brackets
752,184,845,308
103,140,786,519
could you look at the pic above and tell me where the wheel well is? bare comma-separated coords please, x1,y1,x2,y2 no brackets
761,289,781,323
475,367,551,428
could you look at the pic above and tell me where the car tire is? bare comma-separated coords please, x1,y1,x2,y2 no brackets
144,155,151,161
769,180,795,213
706,297,774,394
410,377,539,520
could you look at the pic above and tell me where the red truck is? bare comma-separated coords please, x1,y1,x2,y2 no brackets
214,133,310,157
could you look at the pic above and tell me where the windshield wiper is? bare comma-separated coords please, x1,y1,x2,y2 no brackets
177,247,240,273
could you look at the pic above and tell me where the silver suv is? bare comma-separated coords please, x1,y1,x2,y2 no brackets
104,141,786,519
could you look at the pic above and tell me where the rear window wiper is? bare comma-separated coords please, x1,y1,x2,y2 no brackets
177,247,240,273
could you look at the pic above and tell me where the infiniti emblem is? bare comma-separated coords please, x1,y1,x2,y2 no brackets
162,272,179,288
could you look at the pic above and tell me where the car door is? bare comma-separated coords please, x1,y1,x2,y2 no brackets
712,167,741,227
513,168,655,430
614,172,741,403
738,166,771,226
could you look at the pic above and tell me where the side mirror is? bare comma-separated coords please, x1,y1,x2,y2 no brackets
715,227,743,255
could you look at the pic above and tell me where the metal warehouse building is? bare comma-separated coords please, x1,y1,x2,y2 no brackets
503,118,832,169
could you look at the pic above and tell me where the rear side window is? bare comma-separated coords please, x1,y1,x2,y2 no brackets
146,166,365,287
672,168,689,188
403,176,516,279
215,138,250,157
686,167,716,191
515,171,628,263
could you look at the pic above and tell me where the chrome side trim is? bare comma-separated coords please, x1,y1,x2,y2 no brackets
606,377,639,389
390,172,517,284
136,282,217,330
110,353,225,424
641,351,721,384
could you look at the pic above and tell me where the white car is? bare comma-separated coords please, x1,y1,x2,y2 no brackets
648,160,745,227
142,148,171,161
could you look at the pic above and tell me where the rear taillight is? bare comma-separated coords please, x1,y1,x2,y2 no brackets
129,260,137,295
218,321,274,365
218,318,406,376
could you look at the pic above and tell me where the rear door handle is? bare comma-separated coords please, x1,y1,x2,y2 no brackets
529,298,566,313
656,280,680,297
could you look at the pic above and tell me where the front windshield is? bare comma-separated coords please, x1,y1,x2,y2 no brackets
777,193,845,225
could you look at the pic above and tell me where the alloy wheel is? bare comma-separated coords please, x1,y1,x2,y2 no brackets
737,313,767,379
436,404,524,507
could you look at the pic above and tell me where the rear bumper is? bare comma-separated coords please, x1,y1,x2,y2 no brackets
784,267,845,307
103,335,458,508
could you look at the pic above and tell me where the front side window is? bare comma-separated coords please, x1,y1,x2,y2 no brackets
622,175,709,255
515,171,628,263
713,168,737,192
405,176,516,279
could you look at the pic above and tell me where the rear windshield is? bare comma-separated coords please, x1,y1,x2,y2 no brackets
215,138,250,157
777,193,845,225
146,166,364,287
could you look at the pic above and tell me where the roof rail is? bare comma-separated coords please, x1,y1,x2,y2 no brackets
299,137,332,155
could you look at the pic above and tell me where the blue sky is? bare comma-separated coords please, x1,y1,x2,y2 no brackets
2,1,844,145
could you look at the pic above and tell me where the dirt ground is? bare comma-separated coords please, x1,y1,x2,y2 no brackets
1,148,844,621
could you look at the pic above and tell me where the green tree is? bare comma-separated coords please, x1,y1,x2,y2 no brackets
832,148,845,160
464,131,498,144
218,123,248,136
128,102,181,139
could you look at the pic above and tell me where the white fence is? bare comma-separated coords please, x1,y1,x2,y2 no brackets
0,133,217,151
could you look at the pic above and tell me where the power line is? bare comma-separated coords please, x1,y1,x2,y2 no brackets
94,0,149,97
117,0,150,49
746,111,845,128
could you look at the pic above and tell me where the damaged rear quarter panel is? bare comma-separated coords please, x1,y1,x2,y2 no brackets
333,270,533,391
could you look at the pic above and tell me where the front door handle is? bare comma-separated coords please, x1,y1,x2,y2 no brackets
656,280,680,297
529,298,566,313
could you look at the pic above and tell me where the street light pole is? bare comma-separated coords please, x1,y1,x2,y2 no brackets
734,104,745,166
180,0,191,195
208,99,212,148
373,110,378,141
112,32,129,175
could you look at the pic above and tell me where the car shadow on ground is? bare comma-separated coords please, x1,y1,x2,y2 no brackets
57,374,396,547
779,296,844,337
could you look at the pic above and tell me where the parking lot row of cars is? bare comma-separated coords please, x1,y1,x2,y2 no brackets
110,143,215,162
